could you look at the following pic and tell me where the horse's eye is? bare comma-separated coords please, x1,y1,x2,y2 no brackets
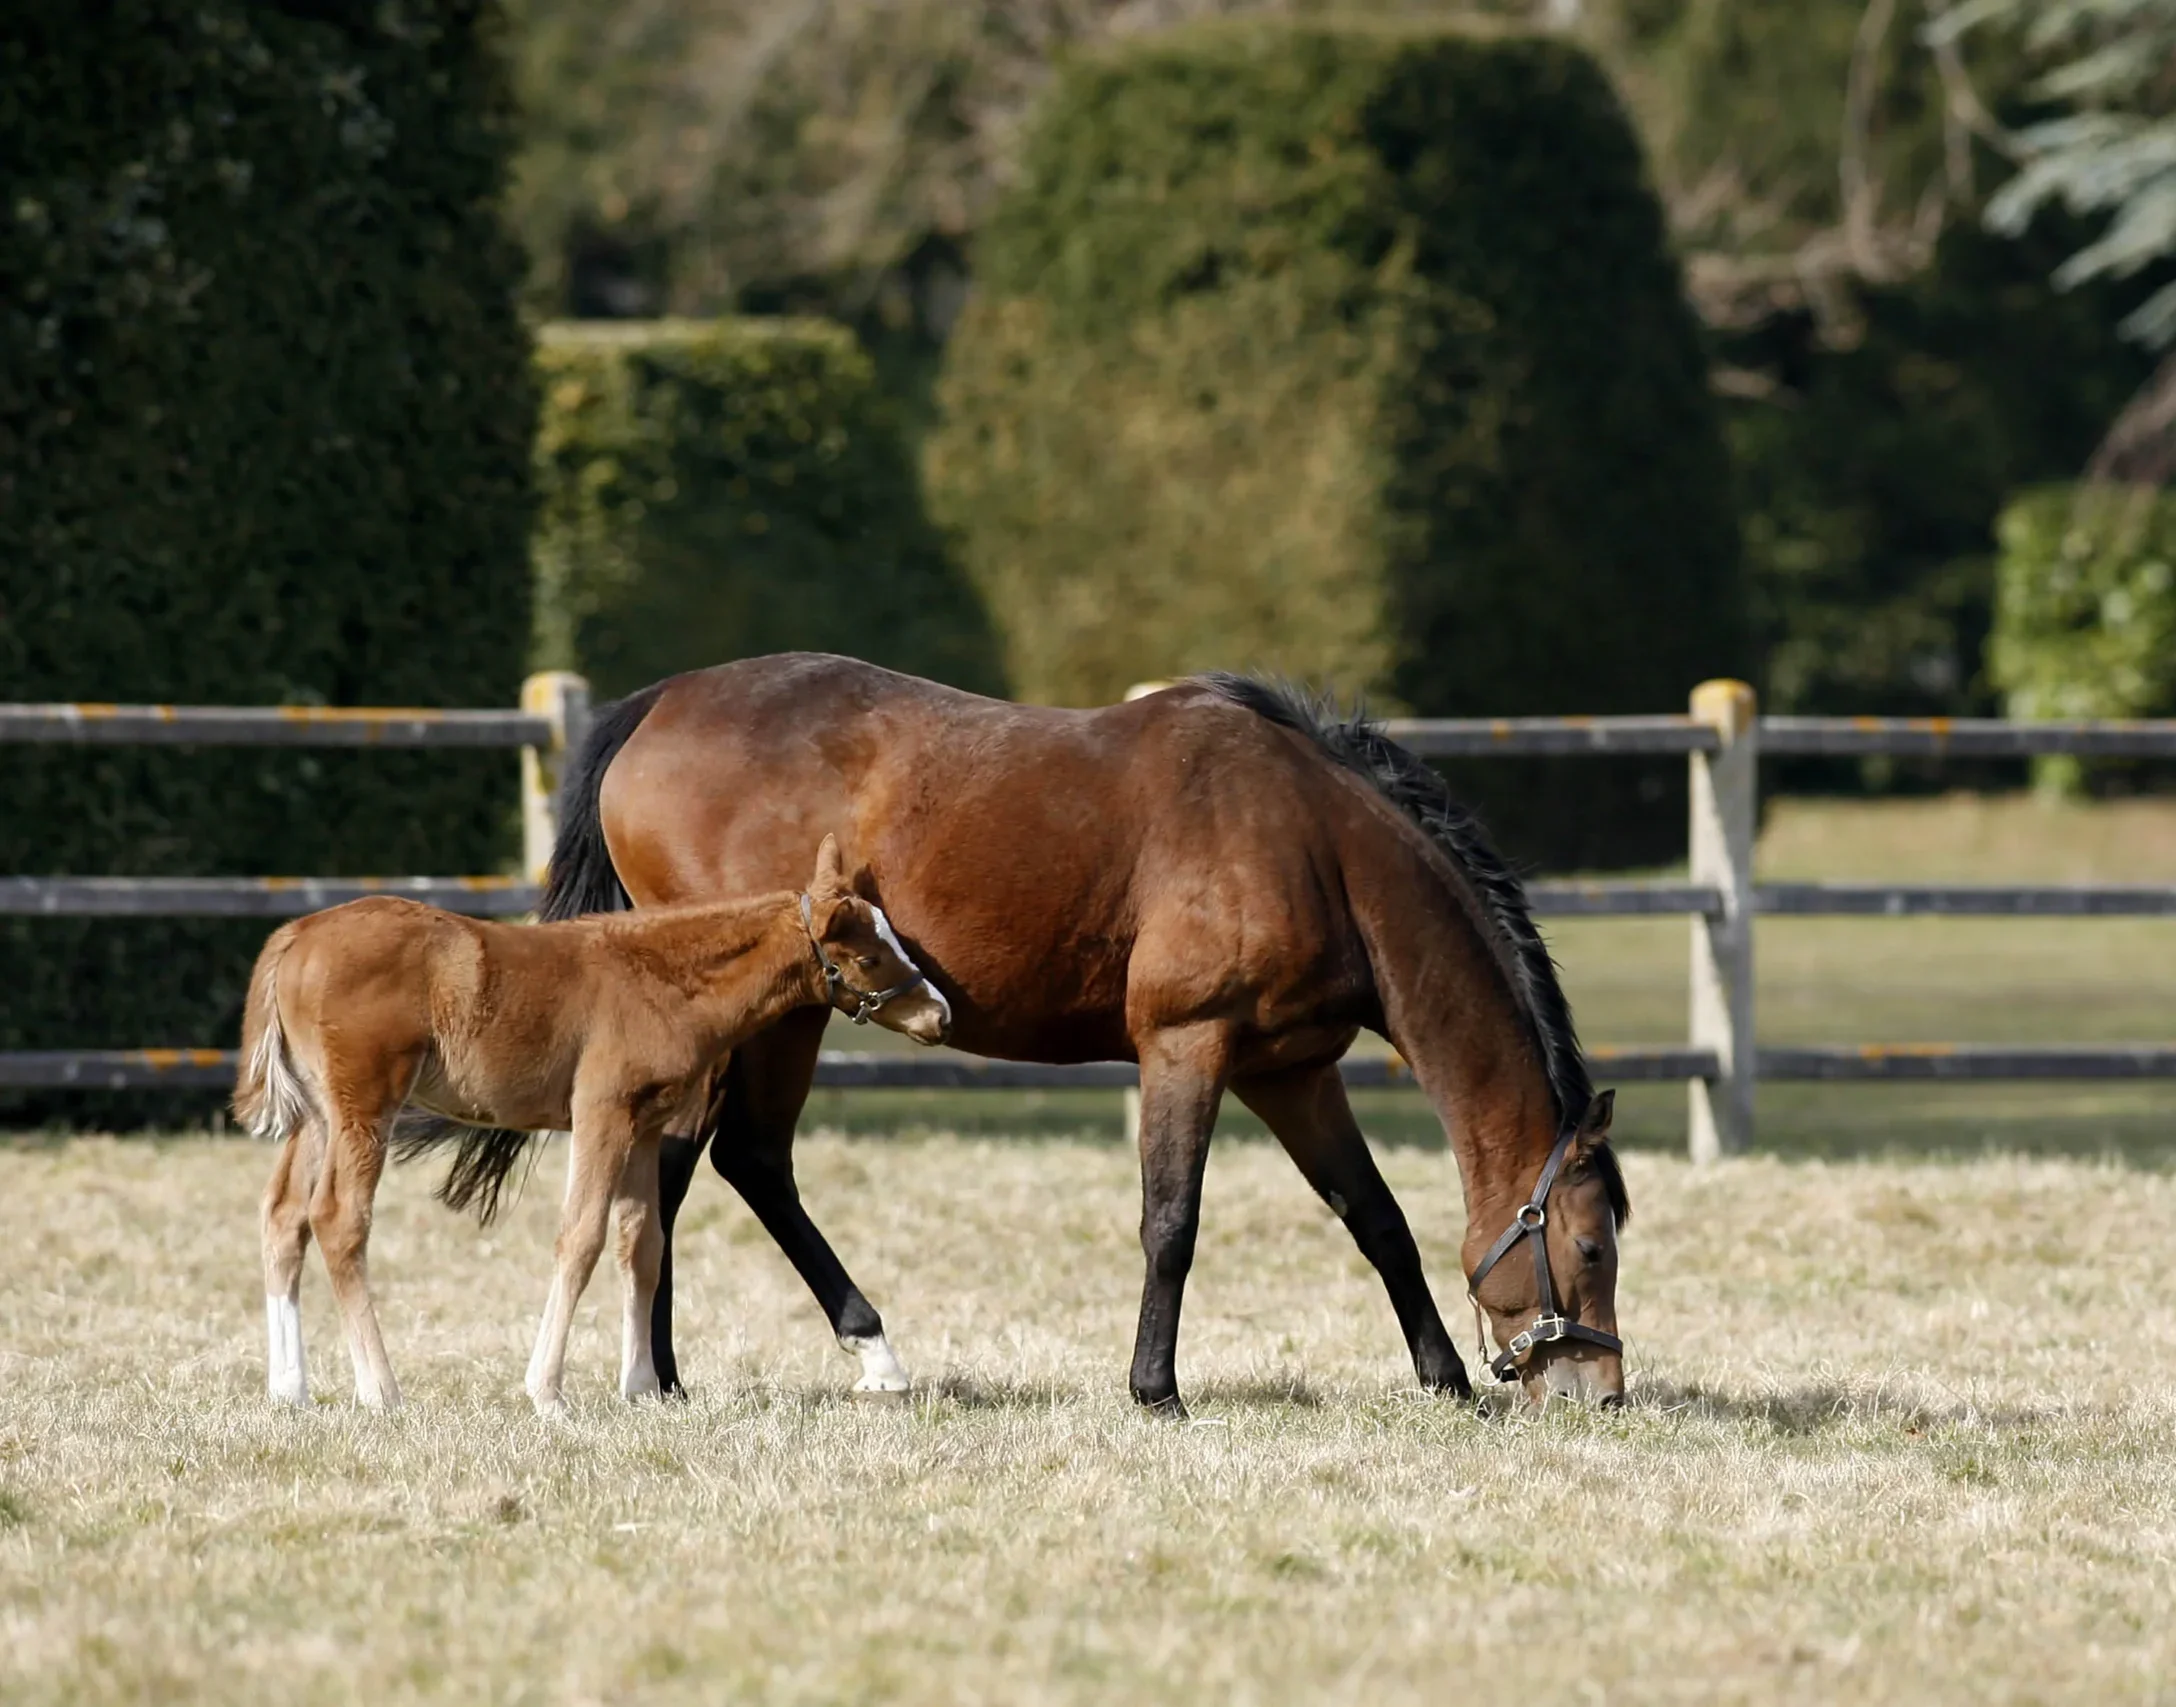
1575,1236,1604,1266
857,955,881,971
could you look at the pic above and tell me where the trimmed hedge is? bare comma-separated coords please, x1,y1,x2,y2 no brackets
1990,486,2176,795
532,319,1001,699
926,19,1747,870
0,2,535,1120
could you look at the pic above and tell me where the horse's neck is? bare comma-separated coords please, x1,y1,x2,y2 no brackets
1348,838,1561,1231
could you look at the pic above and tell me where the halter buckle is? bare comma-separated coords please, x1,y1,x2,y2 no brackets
1506,1314,1570,1360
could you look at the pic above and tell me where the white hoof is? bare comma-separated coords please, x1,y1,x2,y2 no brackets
851,1383,911,1405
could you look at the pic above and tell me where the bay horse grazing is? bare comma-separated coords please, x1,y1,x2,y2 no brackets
233,836,948,1413
441,655,1630,1414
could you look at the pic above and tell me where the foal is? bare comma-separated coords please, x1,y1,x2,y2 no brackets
233,836,948,1413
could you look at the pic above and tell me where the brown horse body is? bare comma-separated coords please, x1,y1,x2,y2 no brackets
478,654,1627,1411
235,837,946,1412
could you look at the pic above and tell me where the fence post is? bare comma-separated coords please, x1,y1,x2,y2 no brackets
521,672,592,887
1687,678,1757,1161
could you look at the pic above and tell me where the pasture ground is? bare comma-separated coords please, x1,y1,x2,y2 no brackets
2,1136,2173,1706
3,793,2174,1704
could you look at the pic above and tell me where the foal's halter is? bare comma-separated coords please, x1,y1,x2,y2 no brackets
1465,1123,1623,1382
799,892,929,1025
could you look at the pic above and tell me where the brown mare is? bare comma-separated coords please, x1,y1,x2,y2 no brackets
233,836,949,1413
424,654,1631,1413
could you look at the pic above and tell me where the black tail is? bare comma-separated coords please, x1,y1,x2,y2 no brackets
390,681,671,1224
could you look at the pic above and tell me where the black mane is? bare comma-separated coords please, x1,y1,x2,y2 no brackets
1197,673,1627,1226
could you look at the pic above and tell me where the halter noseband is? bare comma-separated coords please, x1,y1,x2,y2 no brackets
800,892,929,1026
1465,1121,1623,1382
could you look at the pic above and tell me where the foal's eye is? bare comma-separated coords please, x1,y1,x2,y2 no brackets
856,955,881,971
1575,1236,1605,1266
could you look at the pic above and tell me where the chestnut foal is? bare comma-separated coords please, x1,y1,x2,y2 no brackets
233,837,948,1413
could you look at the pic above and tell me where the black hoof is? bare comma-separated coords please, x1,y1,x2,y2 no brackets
1417,1359,1474,1403
1134,1389,1189,1422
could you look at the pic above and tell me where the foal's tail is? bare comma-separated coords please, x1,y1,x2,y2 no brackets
392,681,669,1224
233,922,315,1142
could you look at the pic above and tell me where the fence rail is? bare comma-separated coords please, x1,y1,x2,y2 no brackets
0,1045,1724,1093
6,677,2176,1153
0,876,539,918
0,703,552,747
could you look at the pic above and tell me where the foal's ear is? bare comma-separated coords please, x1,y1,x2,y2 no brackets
1576,1089,1616,1144
811,833,848,899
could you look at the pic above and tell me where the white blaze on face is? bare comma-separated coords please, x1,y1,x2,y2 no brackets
869,905,950,1028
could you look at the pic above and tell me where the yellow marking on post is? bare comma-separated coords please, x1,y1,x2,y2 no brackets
141,1049,182,1070
456,876,516,891
262,877,301,892
75,703,122,718
1490,720,1513,740
1857,1043,1957,1060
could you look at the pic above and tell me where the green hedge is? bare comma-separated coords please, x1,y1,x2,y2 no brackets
926,20,1747,870
0,2,536,1121
1990,486,2176,795
532,319,1001,700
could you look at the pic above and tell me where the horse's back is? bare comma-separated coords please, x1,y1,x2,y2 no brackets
599,655,1375,1058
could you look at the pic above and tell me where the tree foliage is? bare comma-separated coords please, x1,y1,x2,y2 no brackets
930,18,1746,869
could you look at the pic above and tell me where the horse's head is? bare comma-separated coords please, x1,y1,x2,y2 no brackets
802,835,953,1045
1467,1089,1627,1408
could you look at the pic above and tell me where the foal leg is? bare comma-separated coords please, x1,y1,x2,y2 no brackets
527,1098,642,1413
1129,1024,1233,1419
1233,1063,1472,1400
699,1008,910,1397
614,1135,665,1401
260,1126,317,1407
309,1099,403,1410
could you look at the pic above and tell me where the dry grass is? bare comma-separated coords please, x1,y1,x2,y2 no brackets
3,1130,2174,1705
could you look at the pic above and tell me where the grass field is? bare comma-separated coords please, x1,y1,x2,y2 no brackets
3,1134,2174,1705
4,794,2175,1704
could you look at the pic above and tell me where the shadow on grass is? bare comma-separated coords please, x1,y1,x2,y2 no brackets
1630,1376,2065,1436
926,1374,1090,1411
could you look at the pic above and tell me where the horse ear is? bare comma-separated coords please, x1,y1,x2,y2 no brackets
1577,1089,1616,1144
812,834,847,898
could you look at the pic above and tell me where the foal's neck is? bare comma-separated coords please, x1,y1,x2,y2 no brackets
613,893,821,1038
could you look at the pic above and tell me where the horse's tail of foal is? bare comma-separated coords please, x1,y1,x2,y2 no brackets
233,922,315,1143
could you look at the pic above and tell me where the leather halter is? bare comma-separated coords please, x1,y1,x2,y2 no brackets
799,892,929,1025
1465,1122,1623,1382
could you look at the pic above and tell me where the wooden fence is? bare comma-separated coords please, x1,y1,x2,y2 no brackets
5,674,2174,1158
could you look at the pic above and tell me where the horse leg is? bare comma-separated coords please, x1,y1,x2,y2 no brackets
1128,1025,1232,1419
308,1091,403,1411
649,1131,703,1397
527,1096,641,1413
1233,1063,1472,1400
705,1007,910,1397
613,1134,665,1401
260,1125,317,1406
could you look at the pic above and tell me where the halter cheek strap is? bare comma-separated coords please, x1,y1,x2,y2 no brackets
1465,1123,1624,1382
799,892,930,1025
